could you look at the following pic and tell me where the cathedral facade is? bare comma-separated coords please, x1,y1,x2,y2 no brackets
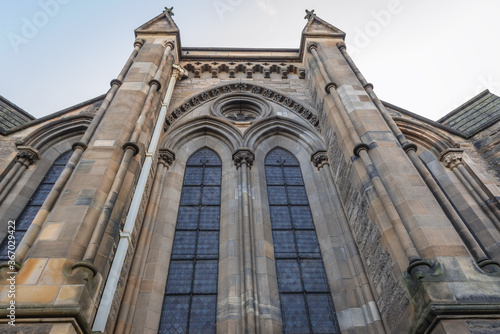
1,9,500,334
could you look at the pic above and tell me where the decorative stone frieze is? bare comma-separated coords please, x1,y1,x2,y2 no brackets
232,148,255,169
181,61,305,80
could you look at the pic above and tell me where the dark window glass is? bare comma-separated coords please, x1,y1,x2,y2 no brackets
160,148,221,333
0,151,72,262
265,148,340,334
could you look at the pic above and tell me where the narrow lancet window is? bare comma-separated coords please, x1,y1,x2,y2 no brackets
0,150,72,261
265,148,340,334
160,148,221,334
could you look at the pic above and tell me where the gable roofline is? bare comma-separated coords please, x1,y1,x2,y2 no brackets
134,10,182,60
437,89,492,123
382,100,467,138
0,95,36,121
0,94,106,136
299,12,346,59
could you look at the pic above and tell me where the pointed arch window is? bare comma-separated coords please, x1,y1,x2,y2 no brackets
265,148,340,334
0,150,72,261
159,148,221,334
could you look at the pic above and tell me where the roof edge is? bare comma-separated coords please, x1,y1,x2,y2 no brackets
437,89,492,123
382,101,468,138
1,94,106,136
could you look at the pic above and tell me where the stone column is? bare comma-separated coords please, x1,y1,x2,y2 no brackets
91,59,184,331
76,40,175,271
0,147,40,205
441,151,500,229
336,41,495,268
312,151,386,333
112,149,173,334
308,42,424,272
233,148,259,334
15,38,145,264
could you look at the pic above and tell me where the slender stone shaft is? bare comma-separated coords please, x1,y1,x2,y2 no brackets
336,42,492,265
81,42,174,266
308,44,421,264
234,149,259,333
15,39,145,264
314,155,386,333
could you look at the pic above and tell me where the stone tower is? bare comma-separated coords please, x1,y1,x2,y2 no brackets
1,9,500,334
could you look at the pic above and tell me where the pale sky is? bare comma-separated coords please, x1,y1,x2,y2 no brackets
1,0,499,121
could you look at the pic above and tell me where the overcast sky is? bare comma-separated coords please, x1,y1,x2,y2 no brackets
1,0,499,121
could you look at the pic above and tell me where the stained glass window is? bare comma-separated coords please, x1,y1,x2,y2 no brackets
160,148,221,334
265,148,340,334
0,150,72,262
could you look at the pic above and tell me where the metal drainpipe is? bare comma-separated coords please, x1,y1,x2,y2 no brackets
92,65,184,332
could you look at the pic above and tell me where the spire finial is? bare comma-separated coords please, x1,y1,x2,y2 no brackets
305,9,315,20
164,6,174,17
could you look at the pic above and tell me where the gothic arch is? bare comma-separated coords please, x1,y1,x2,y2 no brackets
0,116,88,239
393,117,457,156
251,134,377,331
133,134,238,333
243,116,326,153
162,115,241,152
164,81,321,132
19,115,92,153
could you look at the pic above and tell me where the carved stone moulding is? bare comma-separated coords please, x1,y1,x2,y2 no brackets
16,146,41,165
181,61,306,80
164,83,321,132
311,151,329,170
440,148,464,170
232,148,255,169
159,148,175,167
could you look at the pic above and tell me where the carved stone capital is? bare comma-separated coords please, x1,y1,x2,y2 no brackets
233,148,255,169
133,38,145,49
16,146,40,165
363,83,374,90
159,148,175,167
307,42,319,53
441,153,464,170
72,141,88,151
353,143,370,157
149,79,161,91
325,82,338,94
123,142,140,156
164,40,175,50
311,151,329,170
336,41,347,51
440,148,464,170
110,79,122,87
402,143,418,153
